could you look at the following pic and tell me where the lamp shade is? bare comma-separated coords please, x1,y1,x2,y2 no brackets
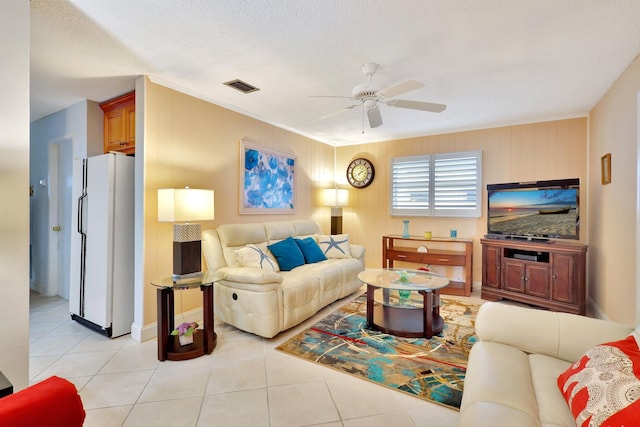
323,188,349,207
158,188,215,222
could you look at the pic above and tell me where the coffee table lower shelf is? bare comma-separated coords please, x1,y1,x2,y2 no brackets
366,286,444,339
369,304,444,338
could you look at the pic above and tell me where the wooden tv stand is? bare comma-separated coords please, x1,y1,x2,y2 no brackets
382,235,473,297
481,238,587,315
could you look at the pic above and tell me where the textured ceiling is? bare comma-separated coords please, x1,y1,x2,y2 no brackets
30,0,640,146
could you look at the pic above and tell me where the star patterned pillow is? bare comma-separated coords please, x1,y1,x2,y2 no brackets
317,234,351,259
236,243,280,272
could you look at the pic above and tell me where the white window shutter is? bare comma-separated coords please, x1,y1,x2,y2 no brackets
391,156,431,216
433,151,482,217
391,150,482,218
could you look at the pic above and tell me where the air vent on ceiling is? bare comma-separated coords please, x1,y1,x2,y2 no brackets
223,79,260,94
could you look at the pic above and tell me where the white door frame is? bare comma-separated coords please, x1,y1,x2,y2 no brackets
47,136,74,298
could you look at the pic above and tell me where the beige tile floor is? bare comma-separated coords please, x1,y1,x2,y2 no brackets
29,286,485,427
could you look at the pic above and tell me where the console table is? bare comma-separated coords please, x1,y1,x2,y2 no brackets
382,235,473,296
151,271,224,361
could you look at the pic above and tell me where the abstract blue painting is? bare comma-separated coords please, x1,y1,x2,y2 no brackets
240,140,296,214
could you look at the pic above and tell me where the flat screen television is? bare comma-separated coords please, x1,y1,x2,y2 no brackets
486,178,580,241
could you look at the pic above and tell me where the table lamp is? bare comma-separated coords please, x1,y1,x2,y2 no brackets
323,188,348,235
158,187,214,277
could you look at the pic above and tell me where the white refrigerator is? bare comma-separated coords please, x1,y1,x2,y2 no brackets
69,152,135,338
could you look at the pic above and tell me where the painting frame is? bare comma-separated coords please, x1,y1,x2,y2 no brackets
601,153,611,185
239,139,297,214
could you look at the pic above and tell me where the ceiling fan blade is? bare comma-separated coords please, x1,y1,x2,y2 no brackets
367,106,383,128
378,80,425,99
386,99,447,113
310,103,360,123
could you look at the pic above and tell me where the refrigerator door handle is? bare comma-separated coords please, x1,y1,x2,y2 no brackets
77,159,88,317
77,193,86,234
77,159,88,235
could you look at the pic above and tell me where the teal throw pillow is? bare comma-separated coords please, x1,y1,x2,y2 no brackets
267,237,305,271
295,237,327,264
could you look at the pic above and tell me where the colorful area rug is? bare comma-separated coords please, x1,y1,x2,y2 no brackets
276,294,480,410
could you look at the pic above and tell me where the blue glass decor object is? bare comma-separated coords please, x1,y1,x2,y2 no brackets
398,289,411,304
396,270,413,304
402,220,410,238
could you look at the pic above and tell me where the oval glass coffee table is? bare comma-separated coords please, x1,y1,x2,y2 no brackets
357,268,449,338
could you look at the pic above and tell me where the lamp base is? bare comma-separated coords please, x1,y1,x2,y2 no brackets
330,215,343,235
173,240,201,276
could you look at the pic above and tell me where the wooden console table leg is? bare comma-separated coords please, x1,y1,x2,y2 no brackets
201,284,216,354
465,241,473,295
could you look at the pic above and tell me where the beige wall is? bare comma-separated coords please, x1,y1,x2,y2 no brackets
589,55,640,327
0,0,30,390
140,79,591,328
141,79,335,325
336,118,588,288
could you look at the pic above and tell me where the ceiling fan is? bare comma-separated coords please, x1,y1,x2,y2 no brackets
312,63,446,130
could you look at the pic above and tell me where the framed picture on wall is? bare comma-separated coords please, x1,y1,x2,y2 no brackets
239,139,296,214
601,153,611,185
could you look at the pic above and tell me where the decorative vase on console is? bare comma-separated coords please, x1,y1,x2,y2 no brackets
402,220,410,238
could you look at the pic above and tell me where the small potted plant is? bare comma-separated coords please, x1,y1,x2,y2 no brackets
171,321,198,346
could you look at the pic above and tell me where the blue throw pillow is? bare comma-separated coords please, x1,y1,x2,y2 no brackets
295,237,327,264
267,237,305,271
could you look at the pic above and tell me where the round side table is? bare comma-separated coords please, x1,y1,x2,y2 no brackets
151,271,224,361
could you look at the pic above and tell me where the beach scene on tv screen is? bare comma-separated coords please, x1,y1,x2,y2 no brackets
488,188,578,237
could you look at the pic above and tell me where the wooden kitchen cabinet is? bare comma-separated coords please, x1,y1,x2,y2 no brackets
100,91,135,155
481,238,587,315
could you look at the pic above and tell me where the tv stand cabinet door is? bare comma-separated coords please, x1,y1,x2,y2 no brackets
551,253,576,304
525,263,550,299
482,244,501,289
502,259,526,293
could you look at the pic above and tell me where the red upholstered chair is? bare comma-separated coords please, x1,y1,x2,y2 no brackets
0,376,85,427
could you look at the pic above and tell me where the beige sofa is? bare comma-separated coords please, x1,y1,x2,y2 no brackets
202,219,365,338
459,302,635,427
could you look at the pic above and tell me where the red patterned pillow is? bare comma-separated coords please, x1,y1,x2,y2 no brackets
557,333,640,427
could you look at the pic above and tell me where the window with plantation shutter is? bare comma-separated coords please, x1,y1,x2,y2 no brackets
390,150,482,217
391,156,431,215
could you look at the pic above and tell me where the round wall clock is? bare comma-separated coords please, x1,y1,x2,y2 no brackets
346,157,375,188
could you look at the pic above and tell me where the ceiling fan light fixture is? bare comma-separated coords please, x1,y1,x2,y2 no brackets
367,106,383,128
